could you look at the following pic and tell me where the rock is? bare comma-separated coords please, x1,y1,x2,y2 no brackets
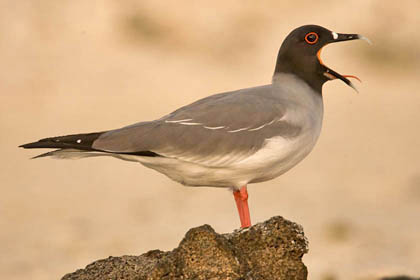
61,216,308,280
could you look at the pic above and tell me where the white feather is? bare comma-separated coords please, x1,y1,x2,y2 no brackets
203,126,225,130
165,118,193,123
179,122,202,126
228,127,250,133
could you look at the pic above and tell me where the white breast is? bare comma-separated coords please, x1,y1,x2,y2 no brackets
227,74,324,185
239,74,324,183
236,125,322,184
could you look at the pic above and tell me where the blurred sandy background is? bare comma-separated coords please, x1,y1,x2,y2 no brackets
1,1,419,279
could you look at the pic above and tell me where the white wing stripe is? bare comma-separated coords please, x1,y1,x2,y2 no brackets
204,126,225,130
179,122,202,126
248,119,276,131
166,119,277,132
165,119,193,123
228,127,250,133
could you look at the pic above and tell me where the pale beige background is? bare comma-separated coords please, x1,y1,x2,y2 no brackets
1,1,419,280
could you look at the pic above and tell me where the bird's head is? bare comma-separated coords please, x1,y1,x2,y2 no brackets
274,25,370,93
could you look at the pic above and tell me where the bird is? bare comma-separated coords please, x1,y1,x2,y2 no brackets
20,25,370,229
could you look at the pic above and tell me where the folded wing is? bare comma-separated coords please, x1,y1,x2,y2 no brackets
93,85,301,167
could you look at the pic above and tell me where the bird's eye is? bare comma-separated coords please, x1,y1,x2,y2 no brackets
305,32,319,44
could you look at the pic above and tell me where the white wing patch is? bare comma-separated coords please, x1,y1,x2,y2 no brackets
165,118,279,132
179,122,202,126
332,31,338,40
228,127,250,133
165,118,193,123
203,126,225,130
248,119,276,131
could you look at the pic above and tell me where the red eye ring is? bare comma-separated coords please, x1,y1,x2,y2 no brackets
305,32,319,44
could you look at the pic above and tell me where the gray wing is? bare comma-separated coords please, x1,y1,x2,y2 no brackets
92,84,301,166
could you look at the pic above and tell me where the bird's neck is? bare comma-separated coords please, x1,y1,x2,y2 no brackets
273,71,324,95
271,73,324,107
273,52,325,94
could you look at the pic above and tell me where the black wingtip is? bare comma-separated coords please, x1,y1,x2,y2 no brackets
19,142,39,149
19,132,105,150
19,140,61,149
20,131,161,158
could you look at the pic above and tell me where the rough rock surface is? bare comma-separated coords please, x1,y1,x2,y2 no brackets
61,216,308,280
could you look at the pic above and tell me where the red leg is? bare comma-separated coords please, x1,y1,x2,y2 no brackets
233,185,251,228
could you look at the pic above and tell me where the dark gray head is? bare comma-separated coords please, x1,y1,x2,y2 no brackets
274,25,369,93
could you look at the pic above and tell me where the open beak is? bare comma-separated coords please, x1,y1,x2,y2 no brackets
319,33,371,92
